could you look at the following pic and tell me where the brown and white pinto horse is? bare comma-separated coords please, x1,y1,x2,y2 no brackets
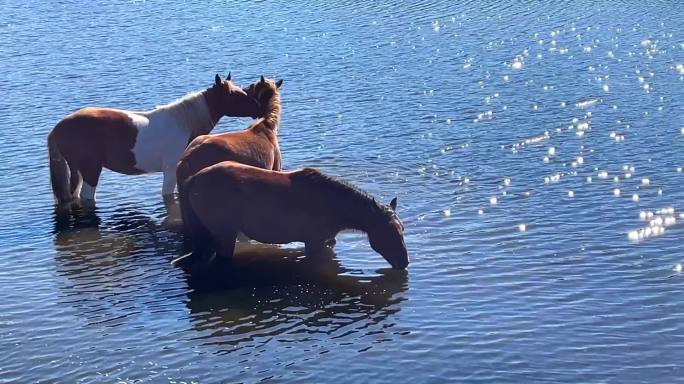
178,161,409,270
47,74,261,206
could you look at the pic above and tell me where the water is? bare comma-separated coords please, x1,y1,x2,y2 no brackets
2,1,684,382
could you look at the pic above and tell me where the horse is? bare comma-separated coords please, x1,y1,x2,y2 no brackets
47,73,261,206
176,75,283,229
178,161,409,270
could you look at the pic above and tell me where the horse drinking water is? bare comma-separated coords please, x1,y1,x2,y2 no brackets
179,161,409,270
47,74,261,205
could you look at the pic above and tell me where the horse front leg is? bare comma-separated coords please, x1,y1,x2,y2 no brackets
212,229,237,268
306,238,336,255
161,167,184,230
161,166,177,197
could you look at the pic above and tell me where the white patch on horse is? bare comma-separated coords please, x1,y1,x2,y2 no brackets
80,182,96,200
131,92,213,179
72,171,83,199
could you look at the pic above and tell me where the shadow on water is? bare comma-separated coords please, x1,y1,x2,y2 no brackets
185,244,409,350
51,204,408,346
51,203,188,326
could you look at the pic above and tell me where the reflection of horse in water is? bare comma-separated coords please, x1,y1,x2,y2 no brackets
52,204,188,326
184,244,408,350
52,206,407,345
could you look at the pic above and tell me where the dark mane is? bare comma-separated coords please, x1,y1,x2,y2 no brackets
291,168,381,213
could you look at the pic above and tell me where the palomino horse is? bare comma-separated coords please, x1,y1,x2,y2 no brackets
179,161,409,270
176,75,283,228
47,74,261,206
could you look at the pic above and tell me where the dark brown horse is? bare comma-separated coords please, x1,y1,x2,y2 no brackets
179,161,409,270
47,74,261,206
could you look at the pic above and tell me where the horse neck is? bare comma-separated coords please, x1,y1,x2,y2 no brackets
153,90,216,137
327,188,380,234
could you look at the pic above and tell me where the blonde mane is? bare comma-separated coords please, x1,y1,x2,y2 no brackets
263,89,281,132
148,90,215,133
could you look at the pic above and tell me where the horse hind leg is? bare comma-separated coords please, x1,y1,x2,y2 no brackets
76,161,102,202
68,163,82,199
213,230,238,262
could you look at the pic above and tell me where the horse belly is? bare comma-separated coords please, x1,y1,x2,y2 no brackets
240,207,309,245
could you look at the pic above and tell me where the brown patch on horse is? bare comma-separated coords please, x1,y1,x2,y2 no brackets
49,108,144,200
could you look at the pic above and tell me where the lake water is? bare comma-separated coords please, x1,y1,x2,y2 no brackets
2,1,684,382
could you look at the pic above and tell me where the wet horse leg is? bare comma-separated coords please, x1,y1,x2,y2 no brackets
78,161,103,201
209,227,238,262
68,162,83,199
306,238,336,255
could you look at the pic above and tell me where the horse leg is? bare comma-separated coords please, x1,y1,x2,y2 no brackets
305,241,327,256
306,234,337,255
211,228,238,262
78,161,102,202
161,166,177,197
68,163,83,199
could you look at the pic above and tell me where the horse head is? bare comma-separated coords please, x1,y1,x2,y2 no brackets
368,197,409,270
209,73,262,119
243,75,283,116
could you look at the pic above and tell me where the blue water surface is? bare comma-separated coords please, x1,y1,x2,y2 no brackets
1,1,683,382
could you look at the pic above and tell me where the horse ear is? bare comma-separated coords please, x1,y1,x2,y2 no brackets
214,74,221,86
389,197,397,211
226,72,231,81
275,79,284,89
260,75,266,83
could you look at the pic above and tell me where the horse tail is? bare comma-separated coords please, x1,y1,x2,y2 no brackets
179,174,214,256
47,131,73,205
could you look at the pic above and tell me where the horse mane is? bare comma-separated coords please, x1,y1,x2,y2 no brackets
149,90,214,132
249,81,281,132
263,87,281,131
291,168,383,222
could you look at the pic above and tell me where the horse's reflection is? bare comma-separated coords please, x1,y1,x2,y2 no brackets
52,204,408,346
185,244,408,349
52,204,186,324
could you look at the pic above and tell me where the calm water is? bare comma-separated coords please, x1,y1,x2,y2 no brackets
2,1,684,382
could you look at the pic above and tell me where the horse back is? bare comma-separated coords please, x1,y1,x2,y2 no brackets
177,131,277,189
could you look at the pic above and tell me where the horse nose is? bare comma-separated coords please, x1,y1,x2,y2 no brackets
392,257,409,270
